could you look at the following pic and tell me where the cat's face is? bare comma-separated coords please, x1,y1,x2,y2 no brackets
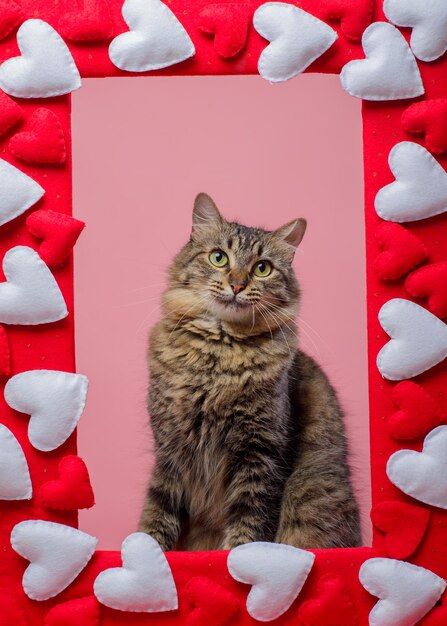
165,194,306,333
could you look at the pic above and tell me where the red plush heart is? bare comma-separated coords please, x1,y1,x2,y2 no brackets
389,381,444,441
0,325,11,377
0,589,28,626
0,91,23,139
58,0,114,42
26,209,85,267
371,501,431,560
374,222,427,281
402,100,447,155
405,262,447,319
185,577,240,626
0,0,25,42
9,108,66,165
298,574,357,626
317,0,374,41
45,596,100,626
198,4,251,59
40,455,95,511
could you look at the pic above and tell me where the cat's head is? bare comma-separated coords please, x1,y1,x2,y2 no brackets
165,193,306,334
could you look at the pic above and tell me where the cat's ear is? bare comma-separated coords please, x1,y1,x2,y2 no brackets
272,218,307,248
192,193,224,237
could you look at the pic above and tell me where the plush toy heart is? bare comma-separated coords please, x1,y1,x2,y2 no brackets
359,558,446,626
389,381,443,441
9,109,66,165
0,424,32,501
0,91,23,139
227,542,315,622
0,324,11,376
297,574,357,626
384,0,447,62
371,501,431,560
374,222,427,281
253,3,337,83
406,262,447,319
26,209,85,267
317,0,373,41
185,577,239,626
0,19,81,98
109,0,195,72
198,4,250,59
402,100,447,155
387,425,447,509
94,533,178,612
376,142,447,223
340,22,424,101
0,0,25,41
5,369,88,452
58,0,114,42
0,159,44,228
45,595,100,626
0,246,68,326
377,299,447,381
11,520,98,602
0,589,28,626
40,456,95,511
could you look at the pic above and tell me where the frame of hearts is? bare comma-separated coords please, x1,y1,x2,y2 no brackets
1,0,447,624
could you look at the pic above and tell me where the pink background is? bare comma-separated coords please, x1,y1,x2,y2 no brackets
72,75,370,549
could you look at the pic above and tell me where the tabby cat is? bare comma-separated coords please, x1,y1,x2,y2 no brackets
139,193,361,551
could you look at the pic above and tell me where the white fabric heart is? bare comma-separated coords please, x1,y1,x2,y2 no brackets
94,533,178,612
0,247,68,325
384,0,447,62
0,19,81,98
227,542,315,622
340,22,424,101
0,159,44,227
377,299,447,381
375,142,447,223
253,3,337,83
387,425,447,509
0,424,32,501
359,558,446,626
109,0,195,72
4,370,88,452
11,520,98,601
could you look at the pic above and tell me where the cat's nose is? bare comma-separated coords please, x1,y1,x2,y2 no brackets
230,282,247,294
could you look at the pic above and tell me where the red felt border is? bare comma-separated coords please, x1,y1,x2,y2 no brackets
1,0,447,624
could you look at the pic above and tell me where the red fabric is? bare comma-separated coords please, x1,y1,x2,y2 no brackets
0,90,22,139
57,0,114,42
421,592,447,626
374,222,427,281
45,596,100,626
405,262,447,319
389,381,444,441
40,455,95,511
402,100,447,155
0,325,11,377
0,0,24,42
184,577,240,626
9,108,67,165
197,4,251,59
316,0,374,41
0,589,28,626
297,574,357,625
26,209,85,267
371,501,431,560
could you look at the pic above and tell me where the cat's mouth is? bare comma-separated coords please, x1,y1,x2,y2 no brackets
211,293,253,312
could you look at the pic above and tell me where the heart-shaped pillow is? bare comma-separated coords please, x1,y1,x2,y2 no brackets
374,222,427,281
389,381,443,441
26,209,85,267
9,108,66,165
402,100,447,155
406,262,447,319
371,501,431,560
40,455,95,511
45,595,100,626
0,424,32,501
297,574,357,626
0,159,44,228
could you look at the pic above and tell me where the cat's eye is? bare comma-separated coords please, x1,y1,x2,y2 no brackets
254,260,272,277
209,250,228,268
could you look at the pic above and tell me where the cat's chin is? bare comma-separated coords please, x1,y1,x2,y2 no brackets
210,298,254,323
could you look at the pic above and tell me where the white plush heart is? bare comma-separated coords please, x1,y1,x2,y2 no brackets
0,247,68,326
4,370,88,452
387,425,447,509
384,0,447,62
359,558,446,626
375,142,447,223
11,520,98,601
0,159,44,227
94,533,178,612
377,299,447,381
253,3,337,83
0,19,81,98
227,542,315,622
109,0,195,72
0,424,32,501
340,22,424,101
